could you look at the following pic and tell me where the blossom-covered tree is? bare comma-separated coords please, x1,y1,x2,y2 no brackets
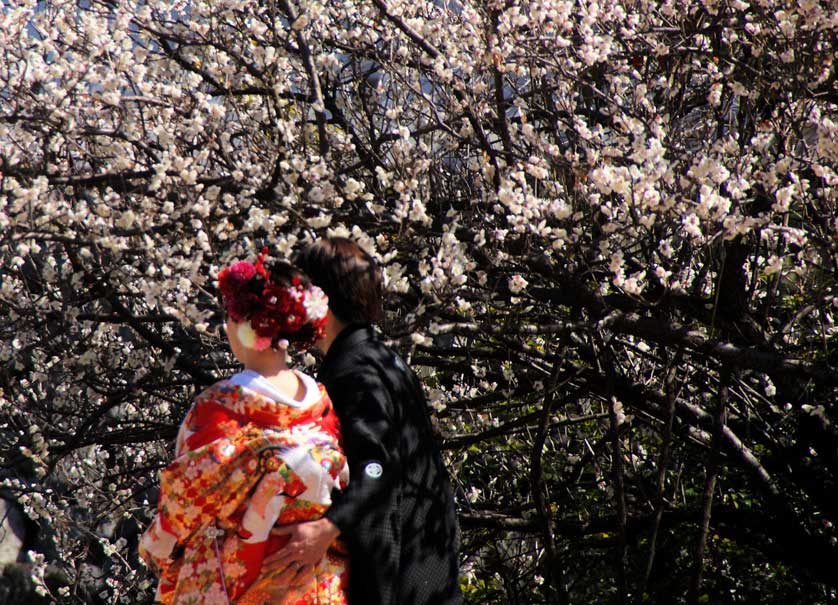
2,0,837,603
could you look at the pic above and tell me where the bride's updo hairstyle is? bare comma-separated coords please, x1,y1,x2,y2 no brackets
217,248,329,351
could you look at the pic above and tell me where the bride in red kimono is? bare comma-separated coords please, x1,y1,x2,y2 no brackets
139,251,348,605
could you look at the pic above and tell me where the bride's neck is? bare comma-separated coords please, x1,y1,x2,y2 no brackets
244,353,306,401
244,352,290,379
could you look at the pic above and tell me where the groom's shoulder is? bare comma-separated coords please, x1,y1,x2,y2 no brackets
324,334,413,383
329,336,395,374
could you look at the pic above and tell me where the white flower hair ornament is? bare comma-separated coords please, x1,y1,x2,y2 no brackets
302,286,329,321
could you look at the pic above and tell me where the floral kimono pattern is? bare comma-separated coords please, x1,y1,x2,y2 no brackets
140,378,349,605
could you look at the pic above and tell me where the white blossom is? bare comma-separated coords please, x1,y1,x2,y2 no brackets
508,275,528,294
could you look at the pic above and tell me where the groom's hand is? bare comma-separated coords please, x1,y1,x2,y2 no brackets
263,518,341,574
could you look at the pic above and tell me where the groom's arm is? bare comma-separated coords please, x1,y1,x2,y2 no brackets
266,368,400,564
322,370,401,534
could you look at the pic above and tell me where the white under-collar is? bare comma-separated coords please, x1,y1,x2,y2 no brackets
228,369,319,408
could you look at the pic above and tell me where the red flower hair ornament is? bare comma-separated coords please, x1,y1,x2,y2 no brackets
217,249,329,351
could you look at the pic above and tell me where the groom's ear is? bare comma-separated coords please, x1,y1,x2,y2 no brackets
323,308,346,336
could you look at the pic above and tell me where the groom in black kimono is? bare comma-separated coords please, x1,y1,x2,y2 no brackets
269,237,462,605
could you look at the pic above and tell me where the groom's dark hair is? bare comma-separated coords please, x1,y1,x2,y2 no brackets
294,237,382,325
